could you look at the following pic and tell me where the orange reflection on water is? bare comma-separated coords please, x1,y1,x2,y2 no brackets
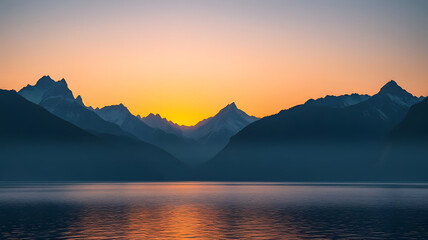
59,183,307,239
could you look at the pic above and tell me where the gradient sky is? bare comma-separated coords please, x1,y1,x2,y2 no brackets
0,0,427,125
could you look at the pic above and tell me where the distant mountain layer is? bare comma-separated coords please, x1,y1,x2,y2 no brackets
94,104,195,156
0,89,185,181
140,102,259,145
134,102,259,164
204,80,425,181
17,76,259,165
140,113,184,136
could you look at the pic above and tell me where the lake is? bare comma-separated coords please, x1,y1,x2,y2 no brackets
1,182,428,239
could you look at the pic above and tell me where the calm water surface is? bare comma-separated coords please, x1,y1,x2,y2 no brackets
1,182,428,239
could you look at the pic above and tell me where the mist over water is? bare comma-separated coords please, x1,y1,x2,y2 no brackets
1,182,428,239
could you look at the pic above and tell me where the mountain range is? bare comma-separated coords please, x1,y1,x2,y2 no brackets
0,89,185,181
19,76,126,136
1,76,427,181
17,76,258,165
139,113,184,136
203,80,426,181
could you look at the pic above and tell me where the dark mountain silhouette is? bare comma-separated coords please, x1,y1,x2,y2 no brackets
19,76,73,104
95,103,238,166
0,89,185,181
94,104,198,162
0,89,95,142
379,98,428,181
105,102,259,164
140,113,184,136
6,76,427,182
390,97,428,140
141,102,259,147
18,76,126,136
18,76,258,165
157,103,259,163
224,80,420,142
203,81,424,181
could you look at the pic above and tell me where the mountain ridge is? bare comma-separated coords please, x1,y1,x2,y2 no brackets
0,89,186,181
204,80,425,181
8,76,428,179
18,76,128,136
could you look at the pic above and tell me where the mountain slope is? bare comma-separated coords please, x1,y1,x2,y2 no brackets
0,89,185,181
204,81,423,181
0,89,96,142
18,76,126,136
390,97,428,140
380,97,428,181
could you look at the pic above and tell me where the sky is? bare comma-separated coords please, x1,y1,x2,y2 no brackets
0,0,427,125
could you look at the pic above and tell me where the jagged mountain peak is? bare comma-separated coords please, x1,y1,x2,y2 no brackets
140,113,184,132
372,80,419,108
32,75,68,89
216,102,257,120
145,113,162,118
75,95,84,106
94,103,133,126
36,75,55,85
100,103,130,113
383,79,399,87
214,102,242,117
378,80,409,96
226,102,237,109
19,75,74,104
58,78,68,85
224,102,237,110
